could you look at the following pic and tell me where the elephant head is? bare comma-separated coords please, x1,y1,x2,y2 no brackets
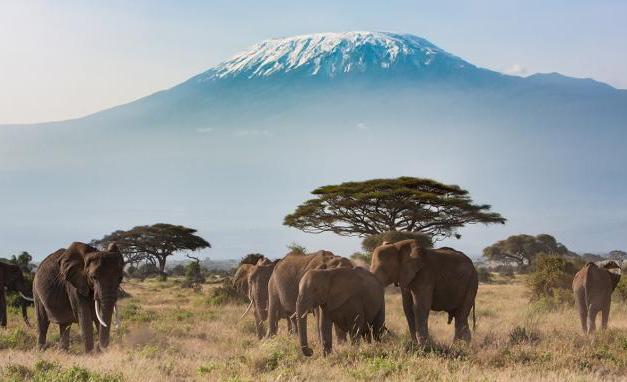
295,267,355,356
603,261,622,291
0,262,34,327
60,242,124,348
370,239,426,288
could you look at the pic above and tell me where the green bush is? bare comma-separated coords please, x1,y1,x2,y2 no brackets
1,361,123,382
185,261,206,285
208,279,248,306
509,326,540,345
0,328,36,350
527,255,578,305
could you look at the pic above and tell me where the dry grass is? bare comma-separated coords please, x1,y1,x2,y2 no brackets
1,275,626,381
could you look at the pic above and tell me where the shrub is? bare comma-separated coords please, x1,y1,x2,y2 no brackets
477,267,493,283
0,328,36,350
350,252,372,266
527,255,578,304
509,326,540,345
184,261,206,285
208,279,248,306
616,276,627,302
287,242,307,254
1,361,123,382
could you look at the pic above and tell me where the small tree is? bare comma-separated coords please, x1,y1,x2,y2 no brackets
287,242,307,255
483,234,570,269
10,251,33,273
527,255,582,307
284,177,505,240
93,223,211,279
185,261,206,284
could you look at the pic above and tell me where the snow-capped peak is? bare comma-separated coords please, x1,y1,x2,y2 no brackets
198,31,471,81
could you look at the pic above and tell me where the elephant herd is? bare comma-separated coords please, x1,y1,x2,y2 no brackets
234,239,478,356
0,239,622,356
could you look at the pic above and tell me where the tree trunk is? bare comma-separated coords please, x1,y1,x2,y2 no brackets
157,256,167,280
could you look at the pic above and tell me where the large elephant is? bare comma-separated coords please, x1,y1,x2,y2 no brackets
295,266,385,356
370,240,477,344
266,250,352,348
33,242,124,352
0,261,34,328
239,258,288,338
572,261,621,334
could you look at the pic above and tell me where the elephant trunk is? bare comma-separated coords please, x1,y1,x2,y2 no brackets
97,293,117,349
296,296,313,357
20,301,30,327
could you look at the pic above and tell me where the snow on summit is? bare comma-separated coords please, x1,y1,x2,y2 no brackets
198,32,471,80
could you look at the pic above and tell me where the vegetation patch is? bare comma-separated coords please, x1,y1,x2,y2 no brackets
1,361,123,382
0,328,36,350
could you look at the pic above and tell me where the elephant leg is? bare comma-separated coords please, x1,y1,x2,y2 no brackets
35,297,50,350
59,323,71,351
253,308,264,339
334,323,347,344
77,299,94,352
601,301,610,331
574,292,588,334
401,289,418,343
290,315,299,335
266,294,279,337
372,308,385,342
320,309,333,356
453,311,471,343
586,304,598,334
412,289,433,345
0,291,7,328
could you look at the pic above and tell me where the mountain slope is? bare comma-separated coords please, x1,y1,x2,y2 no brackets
0,31,626,261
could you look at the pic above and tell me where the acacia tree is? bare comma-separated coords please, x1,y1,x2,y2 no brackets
284,177,505,241
482,234,570,268
92,223,210,278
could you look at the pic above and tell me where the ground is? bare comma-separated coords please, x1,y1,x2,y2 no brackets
1,274,626,381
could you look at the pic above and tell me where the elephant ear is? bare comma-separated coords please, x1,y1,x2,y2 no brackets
59,243,94,297
398,241,423,289
326,270,356,311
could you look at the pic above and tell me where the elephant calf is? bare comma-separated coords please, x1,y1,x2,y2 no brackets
572,261,621,334
295,266,385,356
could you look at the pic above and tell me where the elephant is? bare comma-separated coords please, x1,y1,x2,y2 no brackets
238,258,294,338
295,266,385,356
0,261,34,328
370,240,477,344
572,261,622,334
233,263,255,297
266,250,352,351
33,242,124,352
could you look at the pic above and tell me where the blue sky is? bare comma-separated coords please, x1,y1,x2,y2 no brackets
1,0,626,124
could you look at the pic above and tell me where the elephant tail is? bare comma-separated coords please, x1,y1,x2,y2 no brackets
472,303,476,332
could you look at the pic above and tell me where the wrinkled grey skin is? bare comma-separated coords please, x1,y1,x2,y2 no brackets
370,240,478,344
33,242,124,352
266,251,352,351
572,261,621,334
0,261,33,328
296,266,385,356
244,259,288,338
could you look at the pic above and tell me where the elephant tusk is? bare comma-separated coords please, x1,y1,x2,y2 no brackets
95,300,108,328
300,312,307,319
19,292,34,302
240,300,253,320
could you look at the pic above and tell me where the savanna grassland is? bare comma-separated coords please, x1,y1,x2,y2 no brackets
1,274,626,382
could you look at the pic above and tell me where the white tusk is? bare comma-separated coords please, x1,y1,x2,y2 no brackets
94,300,108,328
19,292,34,302
300,312,307,319
240,300,253,320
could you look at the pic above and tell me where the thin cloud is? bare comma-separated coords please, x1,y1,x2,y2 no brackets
504,64,529,76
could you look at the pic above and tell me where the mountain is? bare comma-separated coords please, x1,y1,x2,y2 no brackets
1,31,626,260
